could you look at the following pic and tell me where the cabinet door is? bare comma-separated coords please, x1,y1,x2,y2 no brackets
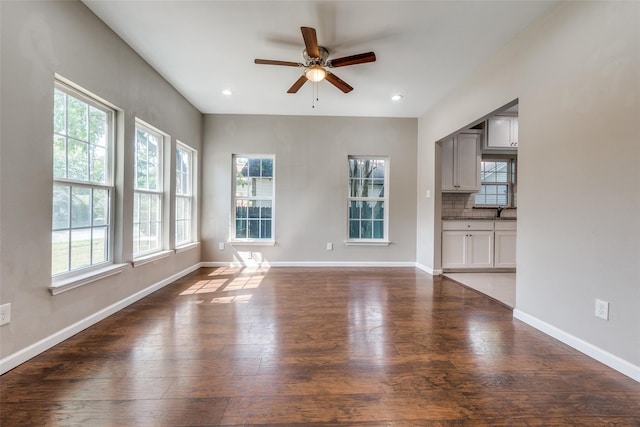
511,118,518,147
487,117,514,149
494,231,516,268
455,133,480,192
441,137,456,191
467,231,494,268
442,231,467,269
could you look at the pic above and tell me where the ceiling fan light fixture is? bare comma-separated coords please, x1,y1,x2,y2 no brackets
305,65,326,83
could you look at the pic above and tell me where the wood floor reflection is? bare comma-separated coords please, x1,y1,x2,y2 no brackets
2,267,639,426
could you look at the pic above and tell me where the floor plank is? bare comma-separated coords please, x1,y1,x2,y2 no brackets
1,267,639,426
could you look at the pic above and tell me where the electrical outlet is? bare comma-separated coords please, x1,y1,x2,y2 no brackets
326,242,333,251
0,303,11,326
595,299,609,320
218,242,225,250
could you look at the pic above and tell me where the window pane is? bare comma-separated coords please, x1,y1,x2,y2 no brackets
349,201,360,219
93,189,108,226
89,106,107,147
373,201,384,220
54,89,66,135
236,219,247,239
53,135,67,179
260,200,272,219
71,186,91,228
349,220,360,239
254,178,273,197
52,185,70,230
92,227,107,264
51,230,69,275
373,220,384,239
248,220,260,238
260,220,271,239
150,194,160,223
67,139,89,181
91,145,106,183
236,200,248,219
70,229,91,270
67,96,88,141
360,221,372,239
176,221,185,244
261,158,273,178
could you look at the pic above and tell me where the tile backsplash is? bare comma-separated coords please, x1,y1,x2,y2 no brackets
441,193,517,219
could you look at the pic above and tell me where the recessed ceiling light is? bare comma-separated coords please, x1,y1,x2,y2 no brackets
222,89,233,96
391,94,403,101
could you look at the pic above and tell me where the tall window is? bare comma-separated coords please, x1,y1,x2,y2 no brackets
176,143,195,246
348,157,388,241
233,155,274,241
52,82,114,276
133,122,164,256
474,159,516,206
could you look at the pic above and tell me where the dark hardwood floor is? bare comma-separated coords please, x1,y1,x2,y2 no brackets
1,267,639,426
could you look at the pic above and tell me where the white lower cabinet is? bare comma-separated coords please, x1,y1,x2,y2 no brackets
442,220,516,270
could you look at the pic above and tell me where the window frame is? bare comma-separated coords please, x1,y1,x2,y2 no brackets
346,156,390,245
133,119,166,259
231,154,276,244
175,142,196,248
51,80,117,282
474,157,517,207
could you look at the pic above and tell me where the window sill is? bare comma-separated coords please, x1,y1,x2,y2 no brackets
229,240,276,246
132,250,173,267
50,263,127,296
345,240,391,247
175,241,200,254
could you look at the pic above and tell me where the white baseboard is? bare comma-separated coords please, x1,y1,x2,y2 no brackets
415,262,442,276
513,309,640,383
202,261,419,269
0,263,202,375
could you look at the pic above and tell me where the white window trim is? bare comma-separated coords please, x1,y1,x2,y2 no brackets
51,79,117,280
133,119,167,260
175,141,197,247
346,156,390,244
132,249,173,267
175,241,200,253
50,263,127,295
231,154,276,243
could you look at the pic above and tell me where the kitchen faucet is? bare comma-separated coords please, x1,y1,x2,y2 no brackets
496,206,505,218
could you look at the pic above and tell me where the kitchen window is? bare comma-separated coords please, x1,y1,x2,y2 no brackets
232,155,274,242
347,157,389,243
51,81,115,278
474,159,516,206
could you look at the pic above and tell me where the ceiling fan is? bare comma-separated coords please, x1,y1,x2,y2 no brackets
254,26,376,94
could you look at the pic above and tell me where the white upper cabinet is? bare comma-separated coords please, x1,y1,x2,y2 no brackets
441,132,481,192
486,116,518,150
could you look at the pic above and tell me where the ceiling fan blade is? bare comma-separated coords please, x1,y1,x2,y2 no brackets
329,52,376,68
255,59,303,67
325,72,353,93
301,26,320,58
287,75,308,93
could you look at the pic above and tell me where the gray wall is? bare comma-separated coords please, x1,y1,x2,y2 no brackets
0,1,202,363
417,1,640,366
201,114,417,265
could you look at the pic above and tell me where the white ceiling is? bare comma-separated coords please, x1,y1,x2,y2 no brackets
83,1,555,118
